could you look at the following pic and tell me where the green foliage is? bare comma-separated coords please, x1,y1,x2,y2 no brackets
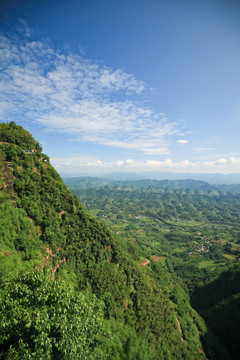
0,198,41,280
68,179,240,358
102,319,155,360
0,122,42,151
0,269,106,359
71,184,240,287
0,124,212,359
192,263,240,360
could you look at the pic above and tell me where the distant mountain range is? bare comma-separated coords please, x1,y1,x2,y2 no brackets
61,171,240,185
63,176,240,194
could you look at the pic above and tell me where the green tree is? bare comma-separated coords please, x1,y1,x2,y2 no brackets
0,269,107,359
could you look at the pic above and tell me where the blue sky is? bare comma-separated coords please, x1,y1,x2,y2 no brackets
1,0,240,175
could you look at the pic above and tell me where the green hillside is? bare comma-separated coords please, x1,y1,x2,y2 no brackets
0,122,208,359
66,178,240,359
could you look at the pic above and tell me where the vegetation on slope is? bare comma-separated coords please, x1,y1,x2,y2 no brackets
67,178,240,360
0,122,207,359
0,269,105,360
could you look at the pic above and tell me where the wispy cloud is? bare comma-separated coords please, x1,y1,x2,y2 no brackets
0,27,177,154
192,147,215,152
176,139,188,145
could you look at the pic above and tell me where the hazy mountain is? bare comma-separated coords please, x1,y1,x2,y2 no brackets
62,171,240,185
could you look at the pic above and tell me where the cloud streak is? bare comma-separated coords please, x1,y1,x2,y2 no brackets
0,29,177,154
176,139,188,145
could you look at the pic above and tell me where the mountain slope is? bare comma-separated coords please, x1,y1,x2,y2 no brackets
0,122,207,359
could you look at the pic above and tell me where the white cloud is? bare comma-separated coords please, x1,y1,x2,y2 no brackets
0,28,177,155
51,155,240,175
216,158,228,165
176,139,188,145
16,18,34,37
51,155,101,171
230,157,240,165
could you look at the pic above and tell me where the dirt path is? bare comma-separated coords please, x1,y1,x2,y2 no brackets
175,315,184,342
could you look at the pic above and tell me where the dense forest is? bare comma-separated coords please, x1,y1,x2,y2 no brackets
0,122,239,359
65,177,240,359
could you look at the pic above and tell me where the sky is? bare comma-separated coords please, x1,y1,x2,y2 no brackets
1,0,240,176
